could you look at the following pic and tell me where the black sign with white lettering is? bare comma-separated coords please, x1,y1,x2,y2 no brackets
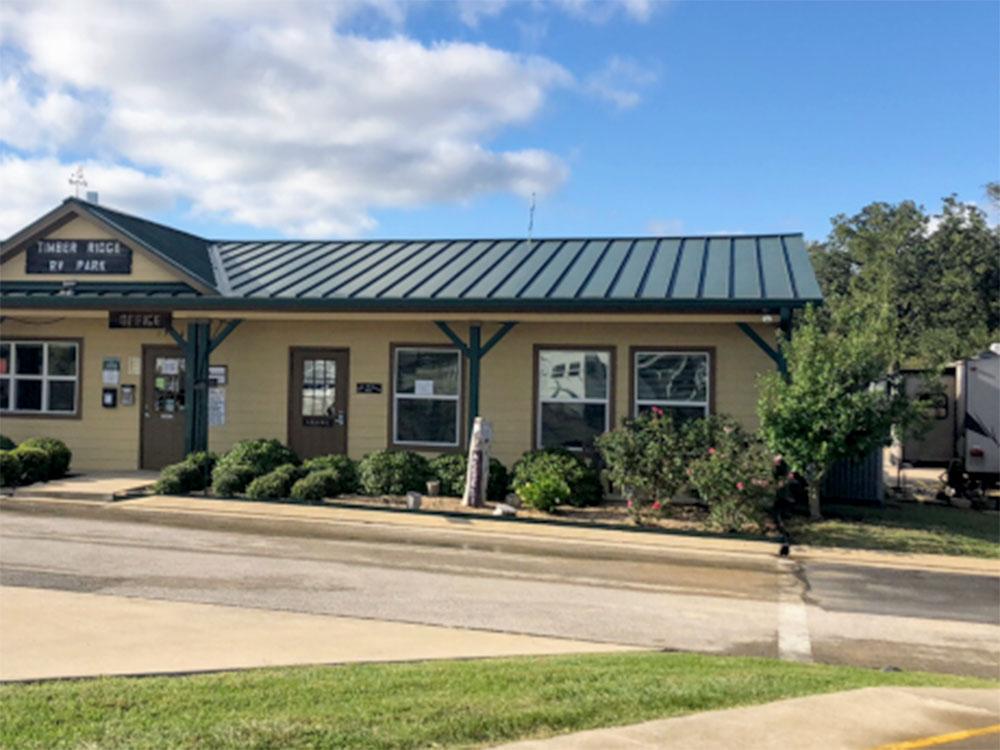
27,239,133,275
108,311,172,329
356,382,383,394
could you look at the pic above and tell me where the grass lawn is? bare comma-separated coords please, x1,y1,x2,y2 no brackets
1,652,993,750
790,502,1000,558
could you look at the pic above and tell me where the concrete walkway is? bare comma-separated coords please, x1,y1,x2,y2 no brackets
110,494,1000,575
493,687,1000,750
6,471,158,501
0,586,633,681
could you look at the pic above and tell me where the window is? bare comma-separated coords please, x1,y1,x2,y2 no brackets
633,350,709,423
393,347,461,446
536,349,611,450
0,341,80,416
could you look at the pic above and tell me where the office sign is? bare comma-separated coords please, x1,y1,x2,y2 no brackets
108,311,173,329
27,239,133,274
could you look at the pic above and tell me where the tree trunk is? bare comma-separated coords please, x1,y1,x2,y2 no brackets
807,470,823,520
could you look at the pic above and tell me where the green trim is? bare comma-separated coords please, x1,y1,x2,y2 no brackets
0,294,813,313
737,322,787,378
208,319,242,354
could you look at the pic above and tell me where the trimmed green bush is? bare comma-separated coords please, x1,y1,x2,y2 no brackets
245,464,305,501
18,437,72,478
217,439,298,476
0,451,21,487
429,454,467,497
289,470,343,503
358,450,432,496
516,474,571,513
302,455,359,494
12,446,49,485
429,454,509,501
153,462,204,495
0,435,16,451
211,463,258,497
511,448,603,509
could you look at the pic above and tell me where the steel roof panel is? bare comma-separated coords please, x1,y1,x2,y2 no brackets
759,236,794,299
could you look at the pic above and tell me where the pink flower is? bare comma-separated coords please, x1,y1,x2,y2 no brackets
627,499,634,509
651,501,662,511
686,467,694,477
736,481,745,491
651,406,664,417
708,447,716,455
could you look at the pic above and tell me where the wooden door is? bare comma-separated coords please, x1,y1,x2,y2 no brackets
141,346,186,469
288,348,348,459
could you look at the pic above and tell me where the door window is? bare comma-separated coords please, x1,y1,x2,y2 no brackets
153,357,186,414
302,359,337,418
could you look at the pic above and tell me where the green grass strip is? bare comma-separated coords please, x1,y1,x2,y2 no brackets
0,652,992,749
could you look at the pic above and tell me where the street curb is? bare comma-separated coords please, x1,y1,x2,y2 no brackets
4,493,996,576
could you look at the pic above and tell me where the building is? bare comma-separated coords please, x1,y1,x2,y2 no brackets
0,198,823,471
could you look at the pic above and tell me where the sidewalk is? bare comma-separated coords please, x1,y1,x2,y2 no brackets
0,586,633,681
492,687,1000,750
5,491,998,575
123,495,1000,574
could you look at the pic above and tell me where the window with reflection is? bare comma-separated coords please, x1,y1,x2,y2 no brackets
633,350,709,423
393,347,461,446
536,349,611,450
0,341,79,415
302,358,337,417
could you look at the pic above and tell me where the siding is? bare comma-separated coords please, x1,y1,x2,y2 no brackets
0,317,779,470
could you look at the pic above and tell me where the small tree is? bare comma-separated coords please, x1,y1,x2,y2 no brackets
757,306,913,519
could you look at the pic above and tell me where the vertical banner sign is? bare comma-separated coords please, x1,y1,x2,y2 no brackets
28,239,133,274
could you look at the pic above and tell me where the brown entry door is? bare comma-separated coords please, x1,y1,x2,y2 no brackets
141,346,186,469
288,348,348,459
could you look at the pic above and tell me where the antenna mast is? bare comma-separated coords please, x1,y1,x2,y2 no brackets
527,192,536,244
68,166,87,198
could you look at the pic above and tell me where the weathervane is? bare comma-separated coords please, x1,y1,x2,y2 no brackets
69,166,87,198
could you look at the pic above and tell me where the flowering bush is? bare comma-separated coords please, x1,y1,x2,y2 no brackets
686,426,776,533
596,408,688,524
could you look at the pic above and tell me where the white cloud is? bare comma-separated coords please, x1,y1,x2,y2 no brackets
552,0,655,24
584,56,658,109
0,155,181,238
0,0,572,237
646,218,683,235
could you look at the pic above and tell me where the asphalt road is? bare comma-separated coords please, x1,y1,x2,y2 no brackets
1,506,997,677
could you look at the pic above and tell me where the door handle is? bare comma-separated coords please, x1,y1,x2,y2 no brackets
335,411,346,426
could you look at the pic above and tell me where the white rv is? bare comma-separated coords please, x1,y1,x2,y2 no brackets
958,346,1000,481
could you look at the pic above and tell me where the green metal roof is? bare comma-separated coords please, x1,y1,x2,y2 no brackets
2,200,823,312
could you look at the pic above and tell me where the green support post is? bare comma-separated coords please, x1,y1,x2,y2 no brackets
736,320,788,380
435,321,517,441
168,319,242,455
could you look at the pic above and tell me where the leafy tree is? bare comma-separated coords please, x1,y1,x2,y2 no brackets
758,307,914,519
808,196,999,367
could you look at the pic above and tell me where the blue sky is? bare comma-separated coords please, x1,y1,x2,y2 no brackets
2,1,997,243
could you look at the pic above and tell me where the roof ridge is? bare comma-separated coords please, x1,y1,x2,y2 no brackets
208,232,805,245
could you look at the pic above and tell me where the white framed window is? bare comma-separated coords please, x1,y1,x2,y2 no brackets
536,348,611,450
392,346,462,447
633,350,710,423
0,340,80,416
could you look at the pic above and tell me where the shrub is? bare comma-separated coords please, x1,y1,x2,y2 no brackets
289,470,343,503
183,451,217,487
597,409,688,524
516,474,571,513
511,449,603,509
217,439,298,476
302,455,359,494
18,437,72,478
153,462,204,495
0,435,15,451
12,446,49,485
358,450,432,496
211,463,258,497
429,454,509,501
429,454,466,497
686,427,776,533
0,451,21,487
245,464,305,501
